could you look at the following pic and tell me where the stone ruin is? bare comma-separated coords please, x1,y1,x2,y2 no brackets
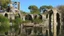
0,1,64,36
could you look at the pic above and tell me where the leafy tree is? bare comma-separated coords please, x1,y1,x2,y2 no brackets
20,10,27,15
11,16,23,36
0,15,10,33
40,5,53,13
0,0,10,8
13,17,22,31
28,5,40,14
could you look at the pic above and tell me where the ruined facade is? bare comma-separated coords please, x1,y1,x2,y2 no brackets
0,1,64,36
20,8,64,36
43,8,64,36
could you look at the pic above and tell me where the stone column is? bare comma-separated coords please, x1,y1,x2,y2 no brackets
23,16,25,21
53,12,57,36
49,13,52,36
17,2,20,10
31,14,34,19
21,24,23,34
47,14,50,36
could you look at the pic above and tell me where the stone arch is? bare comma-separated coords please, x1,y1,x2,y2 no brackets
49,10,54,36
25,14,32,20
5,13,8,17
56,13,60,35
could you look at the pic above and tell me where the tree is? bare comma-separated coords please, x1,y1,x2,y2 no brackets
13,18,22,31
12,16,23,36
28,5,40,14
40,5,53,13
0,15,10,33
0,0,10,8
20,10,27,15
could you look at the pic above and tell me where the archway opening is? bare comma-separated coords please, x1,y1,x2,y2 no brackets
25,14,32,21
56,13,60,35
5,13,8,17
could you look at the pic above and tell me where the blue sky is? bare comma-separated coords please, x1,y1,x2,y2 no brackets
12,0,64,12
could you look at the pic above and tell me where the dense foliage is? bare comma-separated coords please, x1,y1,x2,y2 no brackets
28,5,40,14
13,17,22,31
0,0,10,9
0,15,10,33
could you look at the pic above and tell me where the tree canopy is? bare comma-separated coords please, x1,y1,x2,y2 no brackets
28,5,40,14
0,15,10,33
0,0,10,8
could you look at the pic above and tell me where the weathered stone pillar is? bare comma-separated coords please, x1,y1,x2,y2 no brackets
53,11,57,36
47,29,49,36
17,2,20,10
31,14,34,19
21,24,23,34
49,13,52,36
23,16,25,21
47,14,50,36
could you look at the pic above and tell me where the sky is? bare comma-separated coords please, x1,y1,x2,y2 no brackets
12,0,64,12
